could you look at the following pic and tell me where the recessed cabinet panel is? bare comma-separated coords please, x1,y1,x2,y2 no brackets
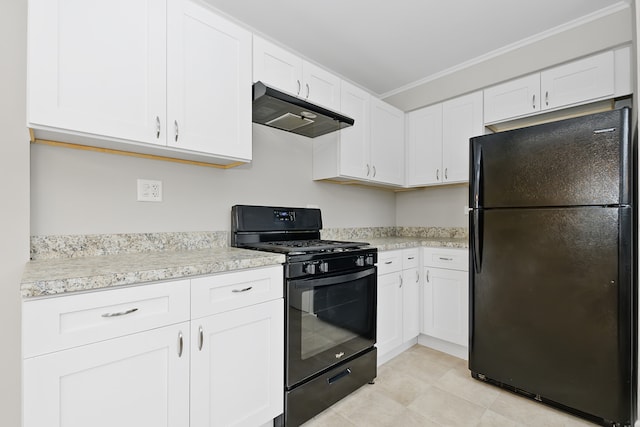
253,35,303,96
337,81,371,179
370,98,405,186
28,0,167,144
484,74,540,123
23,322,190,427
406,103,443,186
168,0,251,159
376,270,403,356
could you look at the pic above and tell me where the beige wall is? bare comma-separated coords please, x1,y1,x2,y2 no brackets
30,125,396,235
0,0,29,425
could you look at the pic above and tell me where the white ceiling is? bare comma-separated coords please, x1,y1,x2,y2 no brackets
203,0,630,97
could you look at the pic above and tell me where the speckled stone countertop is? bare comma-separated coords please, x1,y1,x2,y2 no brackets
21,246,284,299
22,228,467,299
363,236,468,252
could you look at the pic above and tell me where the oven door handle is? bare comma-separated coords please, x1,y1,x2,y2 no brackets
293,267,376,289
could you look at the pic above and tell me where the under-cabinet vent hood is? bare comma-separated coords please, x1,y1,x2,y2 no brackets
252,81,354,138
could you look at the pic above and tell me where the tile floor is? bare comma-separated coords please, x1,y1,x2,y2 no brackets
301,345,595,427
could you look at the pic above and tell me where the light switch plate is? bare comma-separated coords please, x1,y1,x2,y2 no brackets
137,179,162,202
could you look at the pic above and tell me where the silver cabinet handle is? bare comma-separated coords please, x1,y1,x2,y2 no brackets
407,256,415,260
232,286,253,293
384,261,393,264
366,164,370,176
178,331,184,358
416,271,420,283
439,257,453,261
155,116,161,139
444,168,448,180
426,270,430,283
436,169,439,181
101,307,138,318
305,83,310,99
174,120,179,142
198,326,204,351
545,91,549,106
296,80,301,95
399,274,403,288
532,94,536,109
372,165,376,177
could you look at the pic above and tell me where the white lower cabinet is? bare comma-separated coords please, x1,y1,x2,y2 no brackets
23,322,190,427
422,248,469,347
23,266,284,427
190,298,284,427
377,249,421,360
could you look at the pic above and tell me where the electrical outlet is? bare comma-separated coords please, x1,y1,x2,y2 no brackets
137,179,162,202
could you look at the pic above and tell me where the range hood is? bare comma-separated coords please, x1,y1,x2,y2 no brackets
252,81,354,138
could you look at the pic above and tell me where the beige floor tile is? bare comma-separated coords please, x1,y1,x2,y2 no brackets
385,349,454,384
301,408,358,427
434,366,501,408
393,408,442,427
332,386,407,427
490,390,596,426
374,363,432,406
477,409,524,426
407,384,486,426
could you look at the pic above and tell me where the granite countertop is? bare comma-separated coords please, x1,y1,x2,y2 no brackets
364,236,468,252
21,247,285,299
22,231,468,299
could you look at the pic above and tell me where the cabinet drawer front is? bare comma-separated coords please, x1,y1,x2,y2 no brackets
191,266,283,318
402,248,420,270
423,248,468,271
23,280,190,358
377,250,402,275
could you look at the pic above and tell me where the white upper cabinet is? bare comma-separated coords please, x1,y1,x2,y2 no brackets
28,0,252,165
28,0,168,145
253,36,340,111
484,48,629,124
313,81,405,187
334,81,371,179
441,91,483,184
167,0,252,160
370,98,405,185
406,103,443,186
406,91,483,187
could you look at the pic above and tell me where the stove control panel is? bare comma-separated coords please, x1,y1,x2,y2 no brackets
286,249,378,279
303,261,329,275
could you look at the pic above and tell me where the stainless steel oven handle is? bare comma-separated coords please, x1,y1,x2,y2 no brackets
293,267,376,289
327,368,352,385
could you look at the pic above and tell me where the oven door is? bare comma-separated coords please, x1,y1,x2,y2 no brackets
286,266,377,388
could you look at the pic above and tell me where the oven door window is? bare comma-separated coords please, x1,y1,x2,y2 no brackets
287,267,376,387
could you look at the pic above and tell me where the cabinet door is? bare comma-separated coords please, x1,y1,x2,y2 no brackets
28,0,167,145
406,103,443,186
253,35,303,96
442,91,483,184
483,74,540,123
302,61,341,110
541,50,614,111
376,272,403,356
167,0,252,160
338,81,370,179
370,98,405,186
402,267,421,342
23,323,190,427
191,299,284,427
423,267,468,346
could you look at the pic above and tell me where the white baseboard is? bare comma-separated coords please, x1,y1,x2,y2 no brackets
417,334,468,360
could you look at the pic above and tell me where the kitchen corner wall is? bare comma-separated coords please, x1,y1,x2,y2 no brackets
1,0,28,425
395,185,469,228
31,124,396,235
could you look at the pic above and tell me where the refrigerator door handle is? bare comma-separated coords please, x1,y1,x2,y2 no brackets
472,209,483,273
472,144,482,209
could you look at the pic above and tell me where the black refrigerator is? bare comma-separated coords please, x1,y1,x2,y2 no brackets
469,108,636,426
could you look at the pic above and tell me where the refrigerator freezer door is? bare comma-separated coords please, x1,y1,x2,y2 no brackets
469,206,633,424
470,108,631,209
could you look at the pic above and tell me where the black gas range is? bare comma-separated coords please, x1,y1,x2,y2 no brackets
231,205,378,427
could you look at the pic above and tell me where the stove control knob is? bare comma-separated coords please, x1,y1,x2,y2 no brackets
355,256,365,267
365,255,375,266
319,262,329,273
304,263,317,275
